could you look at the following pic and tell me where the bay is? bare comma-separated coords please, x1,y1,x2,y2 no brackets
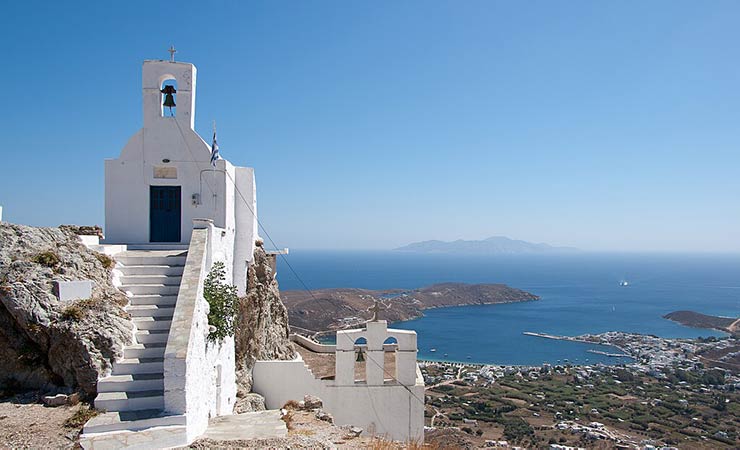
277,251,740,365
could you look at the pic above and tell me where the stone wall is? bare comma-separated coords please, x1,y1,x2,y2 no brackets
164,221,237,442
0,223,131,396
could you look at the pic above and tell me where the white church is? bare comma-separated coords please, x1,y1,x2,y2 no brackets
78,54,424,448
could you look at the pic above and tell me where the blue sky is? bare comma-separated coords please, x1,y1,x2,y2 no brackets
1,1,738,252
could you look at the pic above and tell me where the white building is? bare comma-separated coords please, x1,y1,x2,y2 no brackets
81,55,257,448
104,57,258,294
254,318,426,442
80,54,424,448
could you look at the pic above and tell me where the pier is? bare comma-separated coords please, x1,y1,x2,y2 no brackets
524,332,634,360
587,349,630,358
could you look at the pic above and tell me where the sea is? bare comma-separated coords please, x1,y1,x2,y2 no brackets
277,251,740,366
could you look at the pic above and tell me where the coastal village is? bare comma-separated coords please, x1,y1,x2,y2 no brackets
417,330,739,449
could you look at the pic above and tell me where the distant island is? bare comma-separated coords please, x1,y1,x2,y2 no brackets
394,236,579,254
663,310,739,337
282,282,539,333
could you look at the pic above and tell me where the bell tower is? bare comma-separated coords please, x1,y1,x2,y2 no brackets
142,58,197,129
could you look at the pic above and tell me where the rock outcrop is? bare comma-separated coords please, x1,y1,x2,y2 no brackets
0,223,131,397
234,241,295,407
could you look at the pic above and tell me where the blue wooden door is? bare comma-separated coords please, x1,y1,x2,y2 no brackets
150,186,181,242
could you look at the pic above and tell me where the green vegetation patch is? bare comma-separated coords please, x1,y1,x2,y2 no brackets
95,252,115,269
33,250,60,267
64,405,100,428
204,261,238,342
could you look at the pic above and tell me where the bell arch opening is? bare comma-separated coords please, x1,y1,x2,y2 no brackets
160,78,177,117
383,337,398,383
353,337,367,383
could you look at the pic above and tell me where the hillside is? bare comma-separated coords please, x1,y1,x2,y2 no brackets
395,236,578,254
281,282,539,333
663,310,738,336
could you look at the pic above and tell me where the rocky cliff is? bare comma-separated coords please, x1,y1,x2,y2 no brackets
234,241,296,406
0,223,131,397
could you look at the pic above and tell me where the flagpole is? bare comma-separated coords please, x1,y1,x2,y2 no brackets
211,120,217,220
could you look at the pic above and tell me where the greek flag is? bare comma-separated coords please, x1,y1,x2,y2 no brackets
210,131,220,167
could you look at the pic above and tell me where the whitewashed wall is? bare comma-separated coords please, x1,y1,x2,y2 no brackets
104,60,256,293
233,166,258,296
253,356,425,442
164,222,236,443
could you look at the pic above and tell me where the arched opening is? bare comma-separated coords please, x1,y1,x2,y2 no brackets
161,78,177,117
353,337,367,383
383,337,398,383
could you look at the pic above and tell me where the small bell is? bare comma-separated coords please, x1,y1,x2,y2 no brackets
355,347,365,363
161,85,177,114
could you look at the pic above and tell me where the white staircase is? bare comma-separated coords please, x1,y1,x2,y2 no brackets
84,250,188,437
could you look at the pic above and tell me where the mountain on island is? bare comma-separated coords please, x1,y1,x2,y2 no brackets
394,236,579,254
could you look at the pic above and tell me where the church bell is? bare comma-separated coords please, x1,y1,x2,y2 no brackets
161,85,177,110
355,347,365,363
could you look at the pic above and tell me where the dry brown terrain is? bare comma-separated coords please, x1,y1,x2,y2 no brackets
664,310,739,336
282,282,538,333
0,392,88,449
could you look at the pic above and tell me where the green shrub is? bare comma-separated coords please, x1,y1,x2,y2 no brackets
498,416,534,440
64,405,100,428
33,251,60,267
95,253,115,269
61,305,84,321
204,262,237,342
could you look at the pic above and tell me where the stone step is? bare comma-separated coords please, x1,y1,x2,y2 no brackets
126,244,189,251
82,409,186,435
128,295,178,306
116,255,187,266
121,284,180,296
97,374,164,393
134,318,172,331
119,265,185,276
112,358,164,375
201,410,288,441
94,391,164,412
124,344,166,359
120,275,183,286
135,330,169,344
126,305,175,318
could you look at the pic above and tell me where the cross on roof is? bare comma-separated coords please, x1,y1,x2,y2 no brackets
168,45,177,62
368,299,384,322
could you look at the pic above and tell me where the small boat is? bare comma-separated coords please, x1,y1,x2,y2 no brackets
619,280,629,287
430,348,437,353
466,356,472,359
443,353,449,358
